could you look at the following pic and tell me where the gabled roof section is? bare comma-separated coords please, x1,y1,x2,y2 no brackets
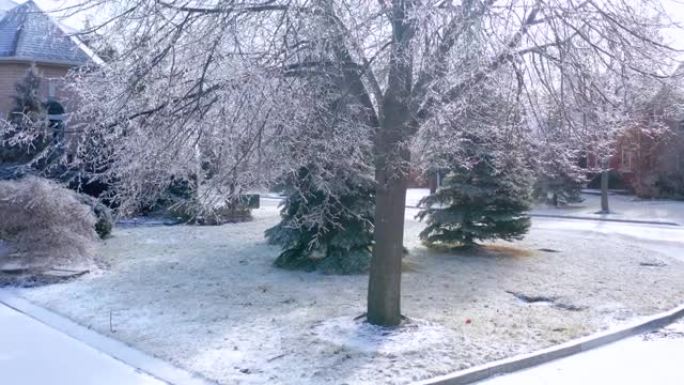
0,1,100,66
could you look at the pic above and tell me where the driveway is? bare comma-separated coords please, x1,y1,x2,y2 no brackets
0,302,166,385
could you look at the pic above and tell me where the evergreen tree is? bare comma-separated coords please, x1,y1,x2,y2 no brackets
265,71,375,274
11,66,44,123
265,162,374,274
531,106,587,207
417,134,532,248
1,65,48,163
533,145,586,207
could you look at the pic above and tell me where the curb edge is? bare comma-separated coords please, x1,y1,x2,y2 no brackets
412,303,684,385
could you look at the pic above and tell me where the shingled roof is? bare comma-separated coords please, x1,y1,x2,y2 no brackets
0,0,99,66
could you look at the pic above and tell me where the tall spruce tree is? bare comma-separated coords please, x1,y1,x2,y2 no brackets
265,77,375,274
417,133,532,248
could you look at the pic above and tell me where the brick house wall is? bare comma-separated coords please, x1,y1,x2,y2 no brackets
0,61,76,120
626,123,684,197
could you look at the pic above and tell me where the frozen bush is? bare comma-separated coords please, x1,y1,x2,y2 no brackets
77,194,114,238
0,177,98,267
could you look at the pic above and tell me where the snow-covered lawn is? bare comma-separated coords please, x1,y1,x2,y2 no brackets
16,201,684,385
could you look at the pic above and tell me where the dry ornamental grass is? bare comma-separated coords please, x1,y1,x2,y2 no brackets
0,177,98,270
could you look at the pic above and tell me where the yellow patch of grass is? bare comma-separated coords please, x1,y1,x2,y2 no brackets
481,244,535,258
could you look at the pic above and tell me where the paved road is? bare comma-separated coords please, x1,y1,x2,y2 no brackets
532,217,684,262
0,303,166,385
476,319,684,385
405,188,684,225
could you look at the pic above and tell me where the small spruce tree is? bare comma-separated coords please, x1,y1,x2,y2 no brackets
417,135,532,248
533,146,586,207
265,162,374,274
1,65,48,163
11,66,44,124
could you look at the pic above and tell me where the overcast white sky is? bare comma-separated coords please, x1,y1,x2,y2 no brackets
20,0,684,55
32,0,91,29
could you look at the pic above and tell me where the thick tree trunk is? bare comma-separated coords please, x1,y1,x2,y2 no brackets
367,167,408,326
366,0,414,327
600,159,610,214
367,98,412,326
366,93,413,327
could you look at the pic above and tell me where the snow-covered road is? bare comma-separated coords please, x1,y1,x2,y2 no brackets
475,319,684,385
405,188,684,225
531,217,684,262
0,302,166,385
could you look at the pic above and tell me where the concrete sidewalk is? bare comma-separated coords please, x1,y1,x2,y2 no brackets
475,319,684,385
0,302,166,385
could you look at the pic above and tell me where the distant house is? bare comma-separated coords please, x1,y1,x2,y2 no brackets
616,90,684,198
587,71,684,198
0,0,101,125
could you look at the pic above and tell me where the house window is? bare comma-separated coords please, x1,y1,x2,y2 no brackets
621,148,635,171
47,78,64,99
48,79,57,98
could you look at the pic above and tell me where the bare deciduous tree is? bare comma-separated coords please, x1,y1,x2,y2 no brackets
6,0,681,326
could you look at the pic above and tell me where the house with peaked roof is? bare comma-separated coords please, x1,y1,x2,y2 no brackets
0,0,101,123
614,78,684,198
585,66,684,198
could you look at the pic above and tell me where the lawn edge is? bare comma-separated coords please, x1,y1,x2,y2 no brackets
412,302,684,385
3,289,683,385
0,290,218,385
